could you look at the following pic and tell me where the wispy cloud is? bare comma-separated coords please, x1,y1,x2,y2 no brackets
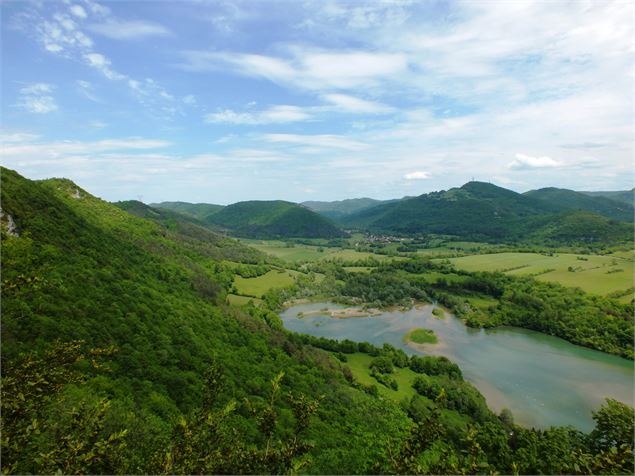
87,19,172,40
180,48,408,91
264,133,369,151
322,93,393,113
16,83,58,113
205,105,312,125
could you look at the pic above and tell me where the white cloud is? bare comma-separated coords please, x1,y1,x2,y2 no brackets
0,132,39,143
264,133,369,151
69,5,87,19
83,52,125,80
87,20,171,40
180,48,408,91
322,93,393,113
404,171,430,180
183,95,196,105
16,83,58,114
3,137,171,160
508,153,562,170
205,105,312,124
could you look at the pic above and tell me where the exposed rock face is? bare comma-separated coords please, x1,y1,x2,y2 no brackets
0,208,19,237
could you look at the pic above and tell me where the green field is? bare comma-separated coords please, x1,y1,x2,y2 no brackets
241,239,395,263
342,353,418,402
233,269,300,297
448,252,634,298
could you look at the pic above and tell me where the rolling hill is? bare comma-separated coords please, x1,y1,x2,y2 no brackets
524,187,633,222
206,200,348,239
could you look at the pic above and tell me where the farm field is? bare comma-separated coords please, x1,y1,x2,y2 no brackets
233,269,301,297
447,252,634,298
241,239,395,262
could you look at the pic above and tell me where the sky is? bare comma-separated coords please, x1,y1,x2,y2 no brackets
1,0,634,204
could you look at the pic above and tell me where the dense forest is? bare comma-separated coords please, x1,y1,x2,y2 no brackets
1,167,633,474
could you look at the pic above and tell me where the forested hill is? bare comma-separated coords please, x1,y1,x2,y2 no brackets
0,167,408,473
524,187,634,222
150,201,224,221
343,181,632,244
207,200,348,238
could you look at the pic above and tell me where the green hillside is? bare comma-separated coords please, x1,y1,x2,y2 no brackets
525,187,633,222
580,189,634,206
114,200,262,263
208,200,348,239
345,181,558,241
0,168,409,473
151,201,224,220
344,181,631,246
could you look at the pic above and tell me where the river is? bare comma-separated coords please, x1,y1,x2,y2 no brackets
279,302,634,432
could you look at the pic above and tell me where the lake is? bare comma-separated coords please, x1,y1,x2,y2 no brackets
279,302,634,432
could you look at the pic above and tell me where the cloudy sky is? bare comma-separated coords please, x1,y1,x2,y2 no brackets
1,0,633,204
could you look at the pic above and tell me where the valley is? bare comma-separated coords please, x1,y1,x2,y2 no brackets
2,167,633,475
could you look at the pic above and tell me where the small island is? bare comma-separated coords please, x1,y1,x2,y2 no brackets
404,327,438,345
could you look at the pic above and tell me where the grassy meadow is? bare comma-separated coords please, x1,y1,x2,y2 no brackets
447,251,634,300
233,269,301,297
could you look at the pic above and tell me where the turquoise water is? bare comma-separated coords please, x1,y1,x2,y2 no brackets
279,303,634,432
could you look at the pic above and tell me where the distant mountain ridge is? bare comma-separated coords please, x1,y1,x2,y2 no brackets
524,187,633,222
579,189,635,207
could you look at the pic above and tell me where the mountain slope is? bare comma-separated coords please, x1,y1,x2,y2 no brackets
114,200,263,263
207,200,348,238
0,167,409,473
524,187,633,222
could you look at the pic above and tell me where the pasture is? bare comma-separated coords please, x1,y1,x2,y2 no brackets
233,269,300,297
448,252,634,299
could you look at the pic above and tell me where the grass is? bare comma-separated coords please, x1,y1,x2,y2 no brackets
342,353,419,402
447,252,634,297
233,268,301,297
405,328,438,345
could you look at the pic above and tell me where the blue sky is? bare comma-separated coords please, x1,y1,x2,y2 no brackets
1,0,633,204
